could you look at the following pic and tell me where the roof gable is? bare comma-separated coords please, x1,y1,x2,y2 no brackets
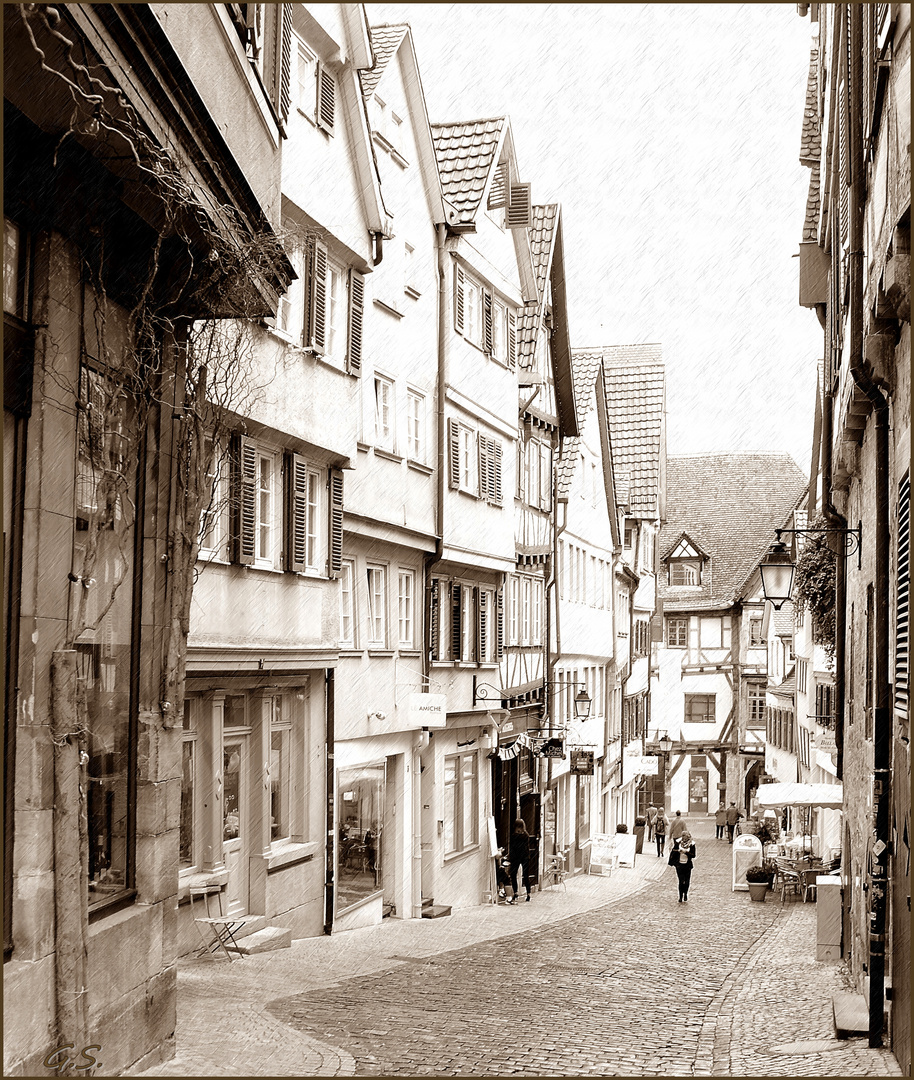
430,116,507,226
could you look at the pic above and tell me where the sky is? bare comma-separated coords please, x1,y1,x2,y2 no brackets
367,2,822,475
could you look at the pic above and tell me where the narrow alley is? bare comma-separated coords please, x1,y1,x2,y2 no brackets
134,818,900,1078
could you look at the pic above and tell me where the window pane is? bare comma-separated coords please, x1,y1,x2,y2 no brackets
461,754,476,847
340,561,354,644
443,758,457,854
270,727,290,841
337,763,385,911
179,740,195,868
223,744,242,840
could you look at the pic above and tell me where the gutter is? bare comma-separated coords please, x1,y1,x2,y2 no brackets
847,5,892,1048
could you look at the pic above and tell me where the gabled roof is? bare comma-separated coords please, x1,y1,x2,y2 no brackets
659,453,808,612
359,24,408,99
594,344,665,518
661,531,711,563
556,350,602,499
518,204,559,370
430,117,506,226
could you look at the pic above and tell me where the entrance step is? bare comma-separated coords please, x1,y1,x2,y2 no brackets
421,904,451,919
832,991,870,1038
229,915,267,940
234,926,293,954
420,896,434,908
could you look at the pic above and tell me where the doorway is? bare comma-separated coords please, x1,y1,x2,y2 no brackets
222,735,248,915
688,765,709,814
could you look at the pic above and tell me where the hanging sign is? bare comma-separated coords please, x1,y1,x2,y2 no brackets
537,738,565,759
571,750,595,775
407,693,447,728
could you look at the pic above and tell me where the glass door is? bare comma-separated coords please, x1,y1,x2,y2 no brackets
222,734,248,915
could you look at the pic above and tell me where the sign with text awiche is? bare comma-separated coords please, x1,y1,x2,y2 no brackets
407,693,446,728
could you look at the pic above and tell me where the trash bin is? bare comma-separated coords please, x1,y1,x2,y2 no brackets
816,876,841,961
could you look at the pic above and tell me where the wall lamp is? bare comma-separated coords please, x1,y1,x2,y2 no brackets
655,731,673,753
758,524,862,610
472,679,592,719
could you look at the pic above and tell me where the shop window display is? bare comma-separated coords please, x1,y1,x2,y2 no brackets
337,763,385,911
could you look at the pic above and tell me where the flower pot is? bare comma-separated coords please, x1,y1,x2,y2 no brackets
747,881,769,902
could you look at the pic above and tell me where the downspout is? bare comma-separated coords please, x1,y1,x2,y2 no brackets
323,669,335,934
847,4,891,1048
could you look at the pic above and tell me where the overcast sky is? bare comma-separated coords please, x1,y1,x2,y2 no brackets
367,2,822,474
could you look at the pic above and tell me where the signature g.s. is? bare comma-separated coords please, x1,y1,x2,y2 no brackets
43,1044,102,1073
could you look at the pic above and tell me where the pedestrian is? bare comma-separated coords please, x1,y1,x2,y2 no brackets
645,804,658,842
715,804,727,840
507,818,532,903
494,848,512,902
725,801,743,843
668,831,697,901
653,808,668,856
669,810,687,841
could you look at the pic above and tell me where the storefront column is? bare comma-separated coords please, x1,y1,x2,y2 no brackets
247,692,272,914
198,692,224,871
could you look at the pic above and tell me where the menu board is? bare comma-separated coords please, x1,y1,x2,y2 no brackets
588,834,617,874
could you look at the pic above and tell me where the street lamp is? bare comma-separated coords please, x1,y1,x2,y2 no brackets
573,688,592,719
758,525,862,609
657,732,673,753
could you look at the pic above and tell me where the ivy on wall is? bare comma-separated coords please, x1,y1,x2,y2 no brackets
793,516,837,663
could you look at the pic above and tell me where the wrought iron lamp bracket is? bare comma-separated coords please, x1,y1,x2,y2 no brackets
774,524,862,569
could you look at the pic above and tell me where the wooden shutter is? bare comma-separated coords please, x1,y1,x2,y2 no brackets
487,161,508,210
896,472,910,719
506,183,532,229
507,311,516,369
451,583,463,660
285,452,308,572
477,588,487,662
233,435,257,565
316,64,335,132
310,241,328,351
483,291,494,355
346,269,364,374
478,435,490,500
328,467,344,578
495,585,504,661
428,578,441,661
453,264,465,334
447,418,461,489
277,3,291,122
491,441,503,505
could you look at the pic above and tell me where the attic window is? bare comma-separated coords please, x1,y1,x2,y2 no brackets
666,537,705,587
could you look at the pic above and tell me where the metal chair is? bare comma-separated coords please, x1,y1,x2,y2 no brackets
800,868,819,903
778,865,803,903
189,887,245,961
545,849,569,891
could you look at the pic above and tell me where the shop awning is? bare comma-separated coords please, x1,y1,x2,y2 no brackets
756,782,843,810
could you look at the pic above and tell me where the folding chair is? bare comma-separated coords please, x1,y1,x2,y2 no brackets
545,849,569,891
189,887,246,960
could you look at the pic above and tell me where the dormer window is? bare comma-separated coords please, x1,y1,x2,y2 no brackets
665,536,706,587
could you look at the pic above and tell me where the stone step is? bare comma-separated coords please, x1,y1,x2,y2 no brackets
832,991,869,1038
420,896,434,908
228,915,267,940
234,926,293,955
420,904,451,919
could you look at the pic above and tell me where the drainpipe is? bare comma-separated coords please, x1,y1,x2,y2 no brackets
847,5,892,1048
323,669,335,935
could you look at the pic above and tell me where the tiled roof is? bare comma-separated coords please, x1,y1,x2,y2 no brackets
659,454,807,612
597,345,665,517
430,117,505,225
772,602,796,637
799,47,820,166
556,348,603,499
518,204,558,369
360,24,409,99
803,160,821,242
769,665,797,699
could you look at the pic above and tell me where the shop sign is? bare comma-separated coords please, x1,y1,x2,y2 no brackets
814,731,837,753
407,693,447,728
570,750,595,775
537,738,565,759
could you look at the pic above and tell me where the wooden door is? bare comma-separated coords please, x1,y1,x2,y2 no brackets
688,769,709,814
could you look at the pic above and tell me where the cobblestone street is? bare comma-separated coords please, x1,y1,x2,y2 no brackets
135,819,902,1077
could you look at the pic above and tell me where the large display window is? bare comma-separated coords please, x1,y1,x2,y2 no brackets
337,762,385,911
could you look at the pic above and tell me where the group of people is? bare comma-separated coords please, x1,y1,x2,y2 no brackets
495,818,534,904
715,802,743,842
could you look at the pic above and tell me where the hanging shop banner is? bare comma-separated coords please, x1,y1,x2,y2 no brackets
571,750,595,775
537,738,565,759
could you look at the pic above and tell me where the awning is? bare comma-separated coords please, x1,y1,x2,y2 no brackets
756,782,843,810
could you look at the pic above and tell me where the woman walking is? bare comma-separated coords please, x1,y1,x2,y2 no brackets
507,818,533,903
654,808,668,856
669,831,697,901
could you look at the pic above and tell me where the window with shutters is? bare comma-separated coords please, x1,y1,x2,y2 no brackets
316,63,335,133
478,435,503,505
448,419,477,495
478,588,495,663
199,437,229,561
374,375,395,451
366,565,387,646
326,260,346,360
509,576,519,645
339,560,355,647
233,447,281,570
398,570,414,648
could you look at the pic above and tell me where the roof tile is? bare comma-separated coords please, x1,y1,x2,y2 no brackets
519,204,559,369
430,117,505,225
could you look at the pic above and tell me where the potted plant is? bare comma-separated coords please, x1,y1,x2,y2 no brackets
633,816,646,854
745,864,771,902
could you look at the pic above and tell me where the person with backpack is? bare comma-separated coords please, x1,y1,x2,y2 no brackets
669,831,697,901
653,808,668,856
